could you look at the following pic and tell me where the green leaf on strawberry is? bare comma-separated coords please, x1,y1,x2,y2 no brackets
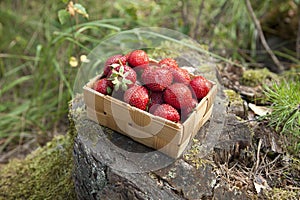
108,65,136,91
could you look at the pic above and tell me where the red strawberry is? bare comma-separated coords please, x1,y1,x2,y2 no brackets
93,78,113,95
124,52,131,60
181,98,198,121
133,63,150,78
148,91,164,114
189,75,212,99
103,54,127,77
169,67,191,85
108,65,137,91
159,58,179,69
163,83,193,110
153,104,180,123
124,85,149,111
141,67,173,92
127,50,149,68
149,104,160,115
111,89,125,101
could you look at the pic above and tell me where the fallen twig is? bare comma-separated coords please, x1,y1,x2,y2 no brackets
255,138,262,171
245,0,284,72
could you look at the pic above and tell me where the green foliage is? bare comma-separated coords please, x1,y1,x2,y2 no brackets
264,78,300,153
0,134,76,199
0,0,124,149
58,1,89,25
58,9,70,25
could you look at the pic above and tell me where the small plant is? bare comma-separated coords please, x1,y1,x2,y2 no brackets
264,78,300,153
58,1,89,25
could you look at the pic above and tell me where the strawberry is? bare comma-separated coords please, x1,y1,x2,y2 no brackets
108,65,137,91
181,98,198,121
148,91,164,114
169,67,191,85
127,50,149,68
163,83,193,110
189,75,212,99
93,78,113,95
124,52,131,60
159,58,179,69
123,85,149,111
103,54,127,77
141,66,173,92
111,89,125,101
149,104,160,115
153,104,180,123
159,58,191,84
133,63,150,78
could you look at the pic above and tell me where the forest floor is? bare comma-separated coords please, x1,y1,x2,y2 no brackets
215,63,300,199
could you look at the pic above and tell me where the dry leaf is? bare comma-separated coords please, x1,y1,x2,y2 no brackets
67,1,75,16
248,103,272,116
254,174,270,194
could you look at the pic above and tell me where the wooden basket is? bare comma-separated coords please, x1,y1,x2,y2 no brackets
83,75,217,158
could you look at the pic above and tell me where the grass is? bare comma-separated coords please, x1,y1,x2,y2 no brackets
0,1,126,151
264,78,300,154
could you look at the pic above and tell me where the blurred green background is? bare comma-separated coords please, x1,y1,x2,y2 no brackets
0,0,299,155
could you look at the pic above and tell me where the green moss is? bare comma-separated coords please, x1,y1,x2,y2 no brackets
184,138,211,169
265,188,300,200
0,134,76,200
224,89,243,104
223,89,247,118
241,68,277,87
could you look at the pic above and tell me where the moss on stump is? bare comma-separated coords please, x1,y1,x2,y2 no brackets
0,134,76,200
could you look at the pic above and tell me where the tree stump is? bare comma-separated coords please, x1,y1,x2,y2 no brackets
71,52,252,200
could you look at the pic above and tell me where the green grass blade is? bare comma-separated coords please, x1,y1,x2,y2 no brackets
52,59,73,96
0,75,32,96
3,63,30,77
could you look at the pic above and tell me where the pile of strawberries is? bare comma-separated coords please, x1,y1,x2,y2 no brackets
93,49,212,123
